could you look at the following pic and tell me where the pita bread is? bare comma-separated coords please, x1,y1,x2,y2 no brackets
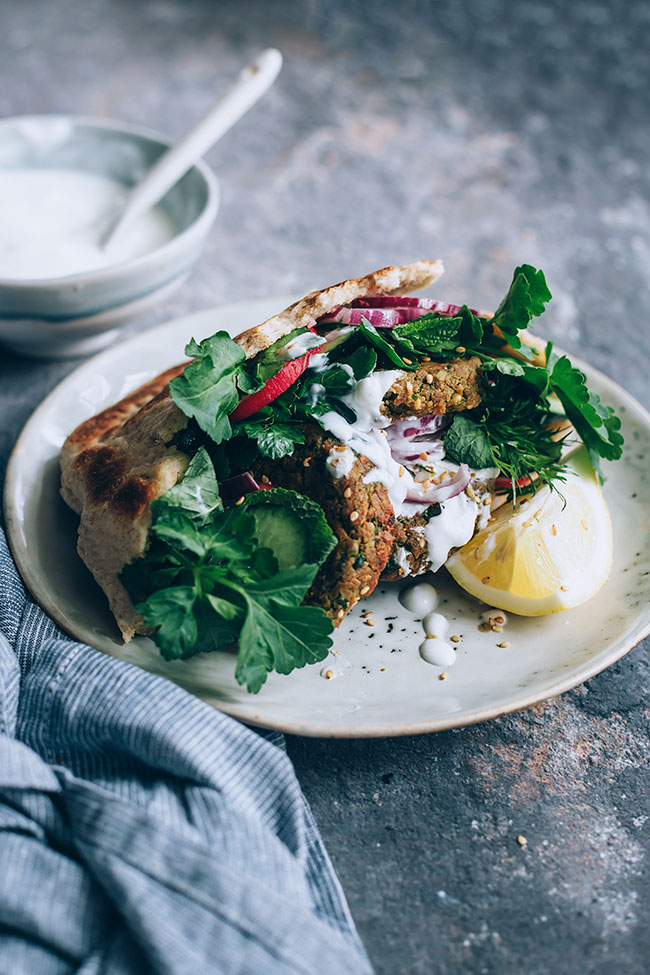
60,260,444,640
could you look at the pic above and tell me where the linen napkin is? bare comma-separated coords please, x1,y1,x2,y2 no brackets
0,461,373,975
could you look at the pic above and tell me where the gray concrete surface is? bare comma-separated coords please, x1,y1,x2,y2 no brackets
1,2,648,972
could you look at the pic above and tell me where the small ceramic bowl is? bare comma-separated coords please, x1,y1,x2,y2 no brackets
0,115,220,358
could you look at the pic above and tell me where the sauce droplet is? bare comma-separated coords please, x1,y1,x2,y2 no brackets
399,582,439,615
419,638,456,667
422,612,449,639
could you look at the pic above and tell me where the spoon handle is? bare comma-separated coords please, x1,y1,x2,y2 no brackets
103,48,282,250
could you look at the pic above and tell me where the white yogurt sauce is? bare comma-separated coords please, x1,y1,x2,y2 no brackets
399,582,439,614
419,637,456,667
480,608,509,626
0,168,176,279
280,332,325,360
325,446,356,478
423,492,482,573
422,612,448,638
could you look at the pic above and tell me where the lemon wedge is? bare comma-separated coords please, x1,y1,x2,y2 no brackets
446,447,612,616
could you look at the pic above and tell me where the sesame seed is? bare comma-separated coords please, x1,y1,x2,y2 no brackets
380,667,386,672
493,625,503,633
498,641,510,648
402,357,413,365
426,634,438,639
455,346,466,354
522,519,533,528
303,457,312,467
560,584,568,592
398,465,405,477
516,835,528,847
581,519,589,531
419,537,426,548
419,451,428,460
466,485,476,501
325,669,334,679
482,497,491,507
360,585,370,595
439,672,448,680
551,524,557,535
235,496,245,506
439,471,448,480
350,510,360,523
482,576,490,584
406,381,414,394
422,356,431,362
450,635,460,643
452,394,463,405
422,478,431,490
343,487,352,498
365,619,376,627
336,609,345,619
425,373,434,384
494,615,505,624
413,397,423,410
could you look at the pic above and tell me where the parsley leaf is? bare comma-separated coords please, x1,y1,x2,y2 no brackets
121,454,336,692
169,331,248,444
492,264,552,349
548,353,624,479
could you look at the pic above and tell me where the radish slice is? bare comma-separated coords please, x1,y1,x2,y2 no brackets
230,330,321,422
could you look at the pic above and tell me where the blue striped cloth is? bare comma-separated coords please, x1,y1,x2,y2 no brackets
0,462,373,974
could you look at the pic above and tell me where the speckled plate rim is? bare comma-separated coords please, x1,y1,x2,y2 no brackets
5,300,650,738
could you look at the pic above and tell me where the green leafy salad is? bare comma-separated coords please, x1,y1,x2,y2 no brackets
120,264,623,692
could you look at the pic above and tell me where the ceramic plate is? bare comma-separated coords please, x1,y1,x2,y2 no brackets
5,298,650,737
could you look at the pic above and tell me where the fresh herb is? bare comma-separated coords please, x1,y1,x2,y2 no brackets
247,327,312,385
492,264,552,350
121,453,336,693
547,347,624,478
393,305,484,356
169,331,258,445
358,316,417,370
444,415,494,470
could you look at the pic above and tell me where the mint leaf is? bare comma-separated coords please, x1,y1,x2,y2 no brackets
239,418,306,459
152,447,222,523
393,306,484,355
169,331,247,444
492,265,551,349
358,317,417,370
444,415,494,469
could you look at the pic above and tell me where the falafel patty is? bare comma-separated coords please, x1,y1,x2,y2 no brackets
252,424,395,624
381,356,482,417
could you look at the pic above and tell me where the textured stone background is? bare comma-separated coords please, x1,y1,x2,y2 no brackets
1,2,649,972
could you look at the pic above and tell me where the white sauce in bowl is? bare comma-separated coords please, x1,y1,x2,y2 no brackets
0,169,176,280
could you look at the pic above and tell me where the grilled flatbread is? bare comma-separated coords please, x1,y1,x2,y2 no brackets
60,261,443,640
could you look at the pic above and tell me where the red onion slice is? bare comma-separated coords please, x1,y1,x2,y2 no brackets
385,414,449,464
404,464,472,504
220,472,271,500
319,298,480,328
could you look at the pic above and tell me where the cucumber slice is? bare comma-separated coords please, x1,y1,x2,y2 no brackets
250,506,307,570
243,488,337,570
